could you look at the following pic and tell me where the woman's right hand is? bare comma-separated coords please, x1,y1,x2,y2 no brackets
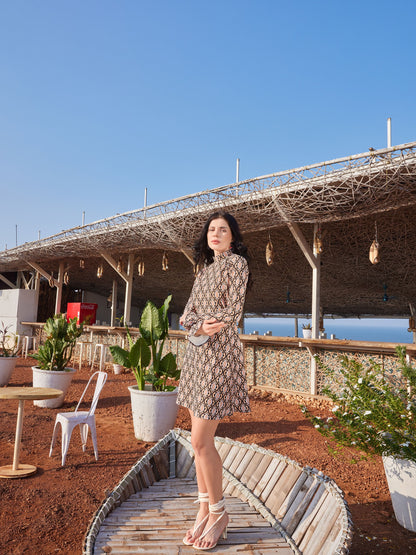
197,318,225,337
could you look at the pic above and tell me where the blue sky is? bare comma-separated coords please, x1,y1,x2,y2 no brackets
1,0,416,250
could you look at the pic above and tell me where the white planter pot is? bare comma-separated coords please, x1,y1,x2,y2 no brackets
32,366,76,408
0,357,18,386
302,329,312,339
382,455,416,532
113,364,124,375
128,385,179,442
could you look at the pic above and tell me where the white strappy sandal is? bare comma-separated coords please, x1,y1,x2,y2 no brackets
182,492,209,546
193,497,228,551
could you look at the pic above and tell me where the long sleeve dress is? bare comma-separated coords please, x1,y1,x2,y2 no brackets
176,250,250,420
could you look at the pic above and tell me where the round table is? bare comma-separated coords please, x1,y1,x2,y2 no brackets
0,387,63,478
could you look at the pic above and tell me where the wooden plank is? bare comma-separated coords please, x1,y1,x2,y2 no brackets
175,443,194,478
153,450,169,479
233,449,257,480
238,451,268,488
244,452,274,492
257,460,287,502
139,466,151,488
92,478,292,554
319,515,343,555
145,462,155,484
223,479,237,498
281,476,320,535
291,485,328,546
216,439,234,462
184,462,196,480
272,470,308,519
130,472,143,493
305,509,342,555
252,457,283,499
298,493,338,555
224,445,248,475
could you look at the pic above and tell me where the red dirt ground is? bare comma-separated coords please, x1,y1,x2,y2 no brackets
1,358,415,554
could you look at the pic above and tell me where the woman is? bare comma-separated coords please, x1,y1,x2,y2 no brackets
177,211,250,551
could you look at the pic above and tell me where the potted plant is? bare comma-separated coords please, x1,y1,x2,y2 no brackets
112,362,124,375
32,314,83,408
302,346,416,531
302,322,312,338
109,294,180,442
0,322,21,386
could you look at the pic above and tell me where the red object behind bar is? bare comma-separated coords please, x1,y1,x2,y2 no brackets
66,303,98,325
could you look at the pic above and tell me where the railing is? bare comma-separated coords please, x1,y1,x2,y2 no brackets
25,323,414,396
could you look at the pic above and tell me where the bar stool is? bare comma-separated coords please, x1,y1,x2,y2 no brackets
76,341,93,370
22,336,37,358
91,343,109,371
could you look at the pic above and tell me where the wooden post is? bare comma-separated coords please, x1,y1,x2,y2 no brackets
287,222,321,394
124,254,134,325
312,224,321,339
111,280,117,327
12,400,25,471
55,261,65,315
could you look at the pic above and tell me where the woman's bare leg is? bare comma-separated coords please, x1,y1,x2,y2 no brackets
183,410,221,544
189,411,229,550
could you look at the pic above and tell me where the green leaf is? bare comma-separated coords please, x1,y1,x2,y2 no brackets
140,301,163,344
109,345,131,368
160,352,177,376
130,337,151,369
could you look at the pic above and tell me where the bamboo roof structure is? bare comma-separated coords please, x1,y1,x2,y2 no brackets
1,142,416,318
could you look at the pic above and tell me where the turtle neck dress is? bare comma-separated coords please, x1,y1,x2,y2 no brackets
177,250,250,420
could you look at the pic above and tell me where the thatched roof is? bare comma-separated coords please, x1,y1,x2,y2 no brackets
1,142,416,317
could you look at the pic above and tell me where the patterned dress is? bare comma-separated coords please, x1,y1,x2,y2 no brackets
177,250,250,420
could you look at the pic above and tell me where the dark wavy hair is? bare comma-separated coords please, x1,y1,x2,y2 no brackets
193,211,250,270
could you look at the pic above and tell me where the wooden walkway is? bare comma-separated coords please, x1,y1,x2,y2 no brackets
93,478,294,554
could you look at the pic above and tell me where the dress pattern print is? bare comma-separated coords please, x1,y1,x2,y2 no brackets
177,250,250,420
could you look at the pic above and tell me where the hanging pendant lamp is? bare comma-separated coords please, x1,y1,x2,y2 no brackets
314,226,323,255
265,234,274,266
137,258,145,276
162,252,168,271
369,222,380,264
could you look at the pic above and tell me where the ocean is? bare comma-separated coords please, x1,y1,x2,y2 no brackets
243,317,414,344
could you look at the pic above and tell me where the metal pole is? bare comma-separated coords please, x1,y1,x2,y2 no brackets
15,225,18,247
387,117,392,148
82,211,85,226
236,158,240,182
144,188,147,218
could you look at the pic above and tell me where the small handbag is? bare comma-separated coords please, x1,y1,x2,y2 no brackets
188,334,209,346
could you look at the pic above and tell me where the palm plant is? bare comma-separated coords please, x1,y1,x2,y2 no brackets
32,314,83,371
109,295,180,391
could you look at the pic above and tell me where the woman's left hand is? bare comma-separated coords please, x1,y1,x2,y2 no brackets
198,318,225,337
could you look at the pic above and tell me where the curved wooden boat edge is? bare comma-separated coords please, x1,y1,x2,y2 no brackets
83,428,353,555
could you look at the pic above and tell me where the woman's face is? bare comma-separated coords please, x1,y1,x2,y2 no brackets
207,217,233,255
